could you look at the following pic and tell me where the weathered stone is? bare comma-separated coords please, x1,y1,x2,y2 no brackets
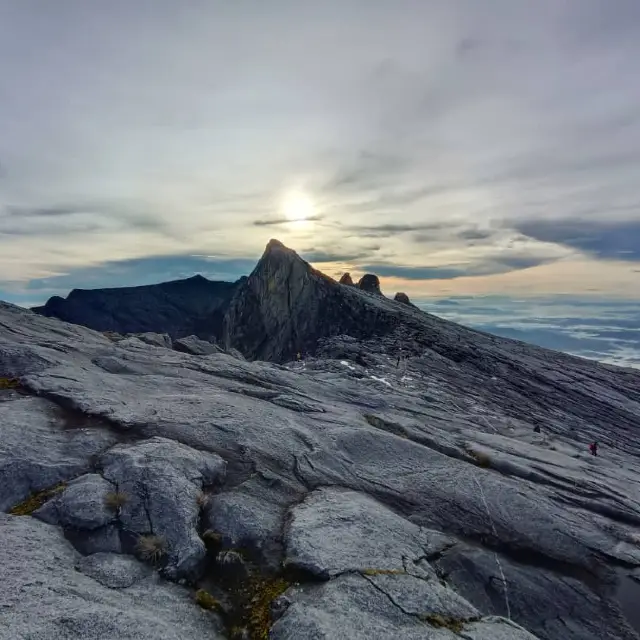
339,273,354,285
394,292,412,305
100,438,226,579
76,552,152,589
0,395,117,512
174,335,223,356
137,333,173,349
0,515,226,640
284,487,451,578
357,273,382,295
37,473,115,530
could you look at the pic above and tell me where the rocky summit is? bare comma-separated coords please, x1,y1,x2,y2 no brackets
2,239,640,640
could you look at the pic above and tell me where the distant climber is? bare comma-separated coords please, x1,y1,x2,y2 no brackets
296,352,302,361
589,441,598,456
533,425,541,433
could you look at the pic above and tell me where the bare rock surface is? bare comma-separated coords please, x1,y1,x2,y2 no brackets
0,515,225,640
2,239,640,639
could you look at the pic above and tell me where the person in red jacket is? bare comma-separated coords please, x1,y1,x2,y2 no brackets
589,441,598,457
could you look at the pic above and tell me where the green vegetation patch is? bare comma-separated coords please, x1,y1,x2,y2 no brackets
422,614,480,632
9,482,66,515
0,377,20,390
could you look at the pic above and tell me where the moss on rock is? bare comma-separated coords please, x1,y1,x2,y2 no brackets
9,483,66,516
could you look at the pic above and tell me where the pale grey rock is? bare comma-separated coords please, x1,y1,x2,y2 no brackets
75,552,152,589
174,335,223,356
137,332,173,349
0,515,225,640
285,487,452,578
0,396,117,512
459,617,539,640
100,437,226,579
366,572,480,619
271,574,527,640
37,473,114,530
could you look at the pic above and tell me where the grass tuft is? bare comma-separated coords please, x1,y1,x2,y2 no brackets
9,483,66,515
104,491,128,512
136,534,167,564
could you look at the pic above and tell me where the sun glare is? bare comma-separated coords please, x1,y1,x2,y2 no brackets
282,190,314,222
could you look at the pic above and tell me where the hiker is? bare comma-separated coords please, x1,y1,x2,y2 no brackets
589,441,598,457
296,351,302,361
533,425,541,434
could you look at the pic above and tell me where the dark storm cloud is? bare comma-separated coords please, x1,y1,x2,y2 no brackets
515,219,640,261
300,247,379,263
20,255,256,298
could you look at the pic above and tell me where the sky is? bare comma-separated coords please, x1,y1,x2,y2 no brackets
1,0,640,306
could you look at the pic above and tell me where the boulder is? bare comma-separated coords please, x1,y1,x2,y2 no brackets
0,396,117,512
137,333,173,349
339,273,354,286
394,292,412,305
284,487,451,579
100,438,226,580
174,335,223,356
357,274,382,295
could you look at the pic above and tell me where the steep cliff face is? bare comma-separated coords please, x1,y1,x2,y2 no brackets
222,240,403,362
33,275,241,339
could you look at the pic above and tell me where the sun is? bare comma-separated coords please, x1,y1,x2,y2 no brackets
282,190,314,222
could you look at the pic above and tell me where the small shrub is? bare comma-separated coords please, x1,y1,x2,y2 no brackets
104,491,128,512
136,534,167,563
195,589,222,612
9,483,66,516
196,491,209,508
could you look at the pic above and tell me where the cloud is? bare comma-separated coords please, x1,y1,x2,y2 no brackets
301,249,378,263
253,215,322,226
1,201,170,237
1,1,640,296
3,254,257,304
515,219,640,261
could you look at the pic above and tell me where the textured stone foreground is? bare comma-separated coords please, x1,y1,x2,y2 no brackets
1,300,640,639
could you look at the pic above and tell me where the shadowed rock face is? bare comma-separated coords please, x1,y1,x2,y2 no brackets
33,274,241,340
222,240,401,362
357,273,382,295
339,273,354,285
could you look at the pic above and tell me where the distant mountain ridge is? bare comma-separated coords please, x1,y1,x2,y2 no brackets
32,274,243,340
32,240,417,357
